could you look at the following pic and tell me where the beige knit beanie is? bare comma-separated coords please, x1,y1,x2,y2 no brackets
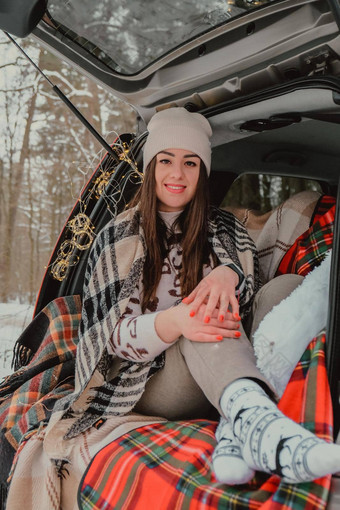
143,107,212,175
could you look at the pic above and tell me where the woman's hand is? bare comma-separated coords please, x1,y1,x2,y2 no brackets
182,266,240,323
155,301,241,344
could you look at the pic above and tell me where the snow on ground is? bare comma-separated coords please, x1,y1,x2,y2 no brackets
0,303,34,379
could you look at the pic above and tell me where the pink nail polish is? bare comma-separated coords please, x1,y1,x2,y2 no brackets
204,316,210,324
235,331,241,338
189,310,195,318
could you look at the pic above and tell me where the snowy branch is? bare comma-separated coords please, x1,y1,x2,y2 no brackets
69,127,93,166
45,71,92,98
0,83,35,93
0,62,18,69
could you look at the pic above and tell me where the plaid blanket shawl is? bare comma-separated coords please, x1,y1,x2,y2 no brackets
79,333,333,510
55,205,259,439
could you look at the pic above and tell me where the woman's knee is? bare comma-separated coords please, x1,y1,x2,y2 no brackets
251,274,304,337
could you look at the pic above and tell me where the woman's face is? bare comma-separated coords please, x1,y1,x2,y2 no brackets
154,148,201,212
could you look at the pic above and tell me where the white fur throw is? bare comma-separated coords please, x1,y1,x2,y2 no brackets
253,251,331,397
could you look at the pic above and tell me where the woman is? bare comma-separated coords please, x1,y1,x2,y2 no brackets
70,107,340,486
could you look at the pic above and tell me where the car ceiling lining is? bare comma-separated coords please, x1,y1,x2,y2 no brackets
209,87,340,146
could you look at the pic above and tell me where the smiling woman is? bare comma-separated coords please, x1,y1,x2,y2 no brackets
37,108,338,491
154,149,201,212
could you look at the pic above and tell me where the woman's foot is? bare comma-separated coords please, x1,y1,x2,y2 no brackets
212,417,255,484
220,379,340,483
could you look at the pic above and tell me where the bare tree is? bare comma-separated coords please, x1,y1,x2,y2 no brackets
0,33,137,303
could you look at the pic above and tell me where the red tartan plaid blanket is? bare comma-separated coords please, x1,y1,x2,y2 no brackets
0,295,81,503
0,295,81,449
79,334,333,510
276,196,335,277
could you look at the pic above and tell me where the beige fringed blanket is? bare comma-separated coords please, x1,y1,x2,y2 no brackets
224,190,321,283
6,410,166,510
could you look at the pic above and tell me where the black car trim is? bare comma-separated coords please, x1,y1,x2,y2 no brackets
0,0,47,38
326,177,340,438
327,0,340,31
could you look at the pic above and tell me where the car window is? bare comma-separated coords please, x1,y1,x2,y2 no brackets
45,0,282,75
221,174,322,213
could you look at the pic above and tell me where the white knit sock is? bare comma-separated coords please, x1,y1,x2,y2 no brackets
221,379,340,483
212,417,255,485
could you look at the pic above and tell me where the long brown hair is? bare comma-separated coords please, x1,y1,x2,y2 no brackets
131,157,217,312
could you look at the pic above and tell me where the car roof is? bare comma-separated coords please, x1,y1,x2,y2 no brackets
44,0,252,76
25,0,340,123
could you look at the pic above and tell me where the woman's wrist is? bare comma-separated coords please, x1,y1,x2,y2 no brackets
223,263,243,289
221,264,240,286
155,305,183,344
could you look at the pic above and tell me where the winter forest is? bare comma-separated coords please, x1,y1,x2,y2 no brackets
0,31,136,375
0,32,137,305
